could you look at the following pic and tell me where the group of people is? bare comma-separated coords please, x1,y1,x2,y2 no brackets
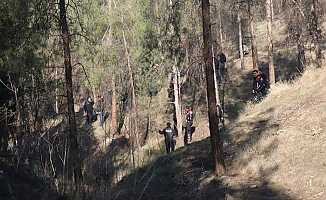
81,52,268,155
159,107,194,154
83,95,106,127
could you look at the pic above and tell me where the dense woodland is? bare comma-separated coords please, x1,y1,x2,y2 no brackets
0,0,325,199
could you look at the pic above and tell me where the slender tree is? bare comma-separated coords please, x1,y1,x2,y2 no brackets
59,0,82,184
309,0,323,67
110,75,117,136
202,0,226,176
249,3,259,69
238,12,245,70
172,63,183,137
266,0,275,84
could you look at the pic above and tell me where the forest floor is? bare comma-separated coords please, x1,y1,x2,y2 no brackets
105,18,326,199
108,64,326,200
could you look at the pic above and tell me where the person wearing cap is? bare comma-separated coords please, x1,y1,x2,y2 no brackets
159,122,176,154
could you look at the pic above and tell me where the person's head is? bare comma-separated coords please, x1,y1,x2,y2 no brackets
252,70,259,77
87,97,92,102
166,122,171,127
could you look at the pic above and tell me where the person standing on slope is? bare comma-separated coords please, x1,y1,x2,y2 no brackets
159,122,176,154
184,107,194,145
84,96,94,124
96,95,105,128
252,69,268,102
217,51,227,84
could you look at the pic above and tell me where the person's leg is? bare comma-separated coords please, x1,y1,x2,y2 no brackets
184,131,188,146
165,139,170,154
87,112,92,124
171,138,176,151
186,122,192,143
99,112,104,127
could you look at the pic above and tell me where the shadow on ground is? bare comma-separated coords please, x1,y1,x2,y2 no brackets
110,108,294,200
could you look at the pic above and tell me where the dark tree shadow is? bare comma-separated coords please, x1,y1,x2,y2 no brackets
260,52,301,83
109,107,295,200
0,160,60,200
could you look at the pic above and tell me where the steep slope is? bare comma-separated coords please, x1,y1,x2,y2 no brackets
228,67,326,199
110,67,326,200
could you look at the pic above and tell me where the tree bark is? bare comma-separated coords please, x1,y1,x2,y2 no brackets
122,28,139,150
201,0,226,176
173,63,183,137
219,12,223,50
59,0,82,184
238,12,244,70
310,0,322,68
249,4,259,70
297,38,306,72
55,66,59,114
266,0,275,84
212,46,221,106
110,75,117,136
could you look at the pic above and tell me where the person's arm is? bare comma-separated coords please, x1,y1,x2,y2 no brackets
83,103,87,113
172,130,176,137
252,79,257,93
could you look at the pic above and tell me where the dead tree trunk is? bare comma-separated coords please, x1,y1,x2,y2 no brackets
249,4,259,69
202,0,226,176
59,0,82,184
238,12,245,70
266,0,275,84
172,63,183,137
212,46,221,107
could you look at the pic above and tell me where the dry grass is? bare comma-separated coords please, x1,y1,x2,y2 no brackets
228,67,326,199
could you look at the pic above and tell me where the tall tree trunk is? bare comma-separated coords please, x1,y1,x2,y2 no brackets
238,12,245,70
212,46,221,106
122,28,139,155
201,0,226,176
297,38,306,72
249,5,259,69
59,0,82,184
219,12,223,50
310,0,322,67
55,66,59,114
266,0,275,84
110,75,117,136
173,63,182,137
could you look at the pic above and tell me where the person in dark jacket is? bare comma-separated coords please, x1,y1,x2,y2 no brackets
184,107,194,145
83,96,94,124
159,122,176,154
215,52,227,84
252,70,268,101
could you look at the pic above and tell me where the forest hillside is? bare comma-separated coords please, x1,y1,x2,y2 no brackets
0,0,325,200
109,17,326,199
